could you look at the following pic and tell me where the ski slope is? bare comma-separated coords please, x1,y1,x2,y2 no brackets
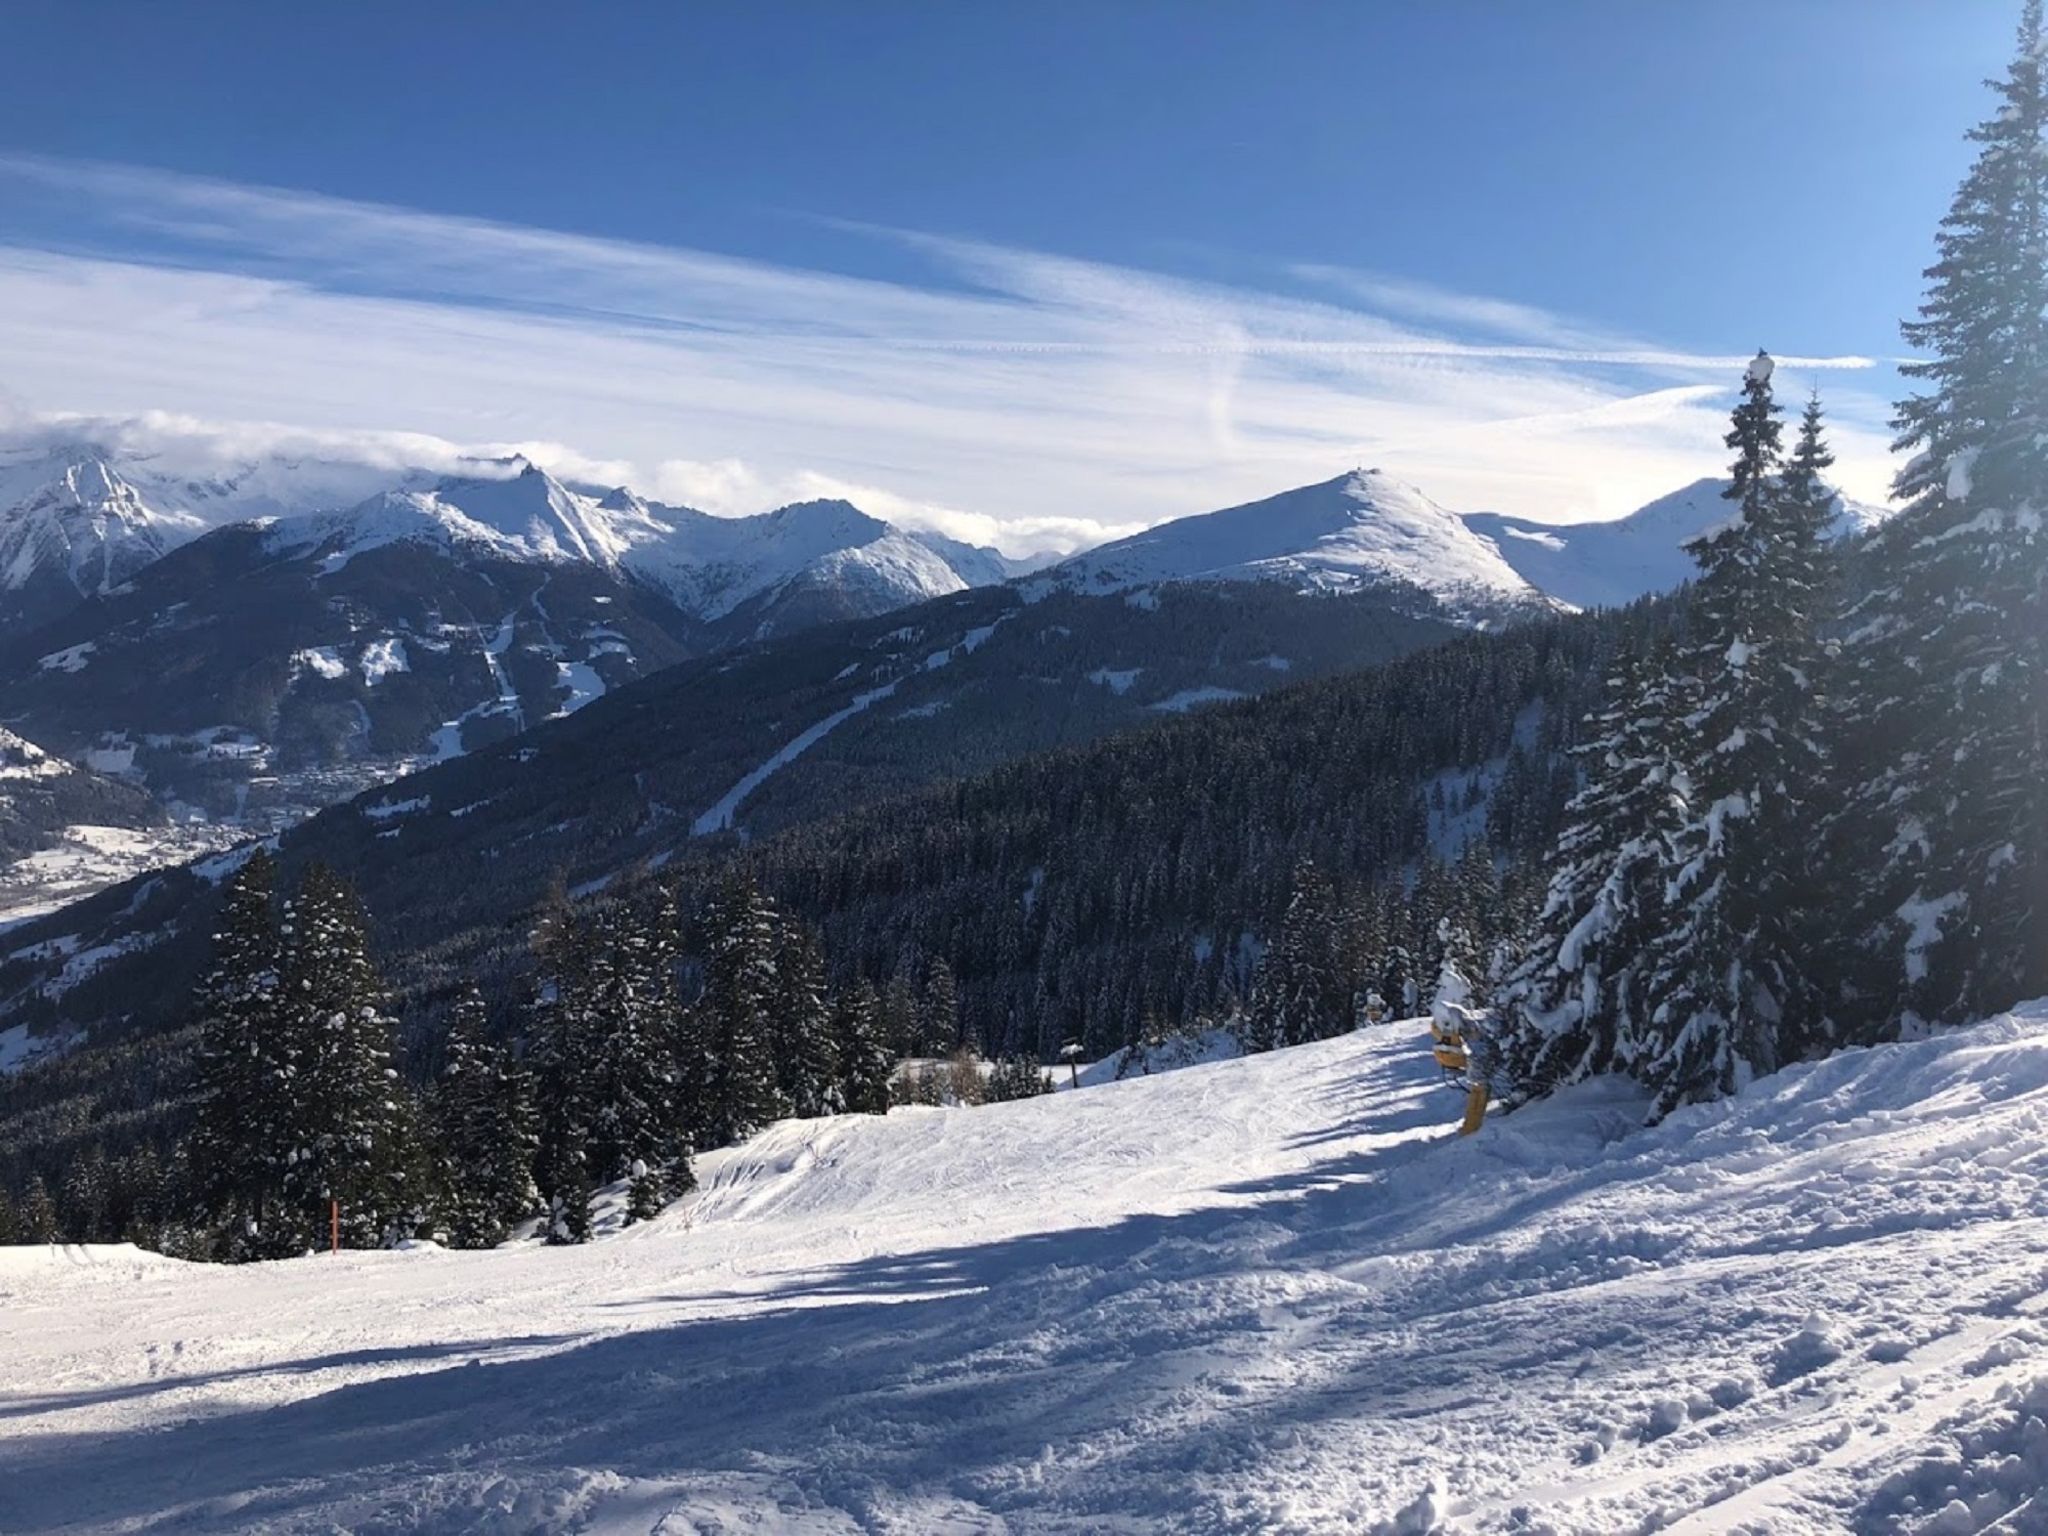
4,1008,2048,1534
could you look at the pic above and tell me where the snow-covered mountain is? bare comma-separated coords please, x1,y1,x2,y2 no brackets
1463,477,1894,611
0,450,207,632
0,455,1032,831
0,443,1023,640
1038,470,1559,624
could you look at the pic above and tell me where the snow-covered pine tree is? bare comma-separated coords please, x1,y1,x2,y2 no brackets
431,987,539,1249
1247,859,1349,1048
187,847,293,1259
0,1183,17,1245
1637,354,1839,1112
19,1174,58,1244
1491,642,1689,1100
694,874,788,1148
770,918,842,1118
919,957,962,1055
582,900,683,1215
277,864,426,1250
1832,0,2048,1033
527,899,596,1243
985,1054,1053,1100
832,979,895,1115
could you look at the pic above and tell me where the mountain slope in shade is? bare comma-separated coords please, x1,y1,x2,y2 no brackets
0,725,165,861
1463,477,1893,610
1040,470,1555,623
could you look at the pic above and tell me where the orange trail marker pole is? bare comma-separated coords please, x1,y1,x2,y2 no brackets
331,1199,340,1255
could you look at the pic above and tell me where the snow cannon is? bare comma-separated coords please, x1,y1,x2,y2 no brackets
1427,1001,1492,1136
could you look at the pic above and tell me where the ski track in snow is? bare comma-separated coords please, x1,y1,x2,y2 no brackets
690,681,899,836
4,1008,2048,1534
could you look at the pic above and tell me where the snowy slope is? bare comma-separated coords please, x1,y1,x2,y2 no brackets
5,1005,2047,1533
1463,478,1894,611
1042,470,1557,624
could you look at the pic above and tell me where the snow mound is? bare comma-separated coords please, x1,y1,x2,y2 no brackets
5,1005,2048,1532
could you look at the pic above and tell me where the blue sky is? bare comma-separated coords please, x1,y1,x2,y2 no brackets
0,2,2019,549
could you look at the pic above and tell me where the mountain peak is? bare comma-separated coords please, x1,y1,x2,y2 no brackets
1041,469,1547,623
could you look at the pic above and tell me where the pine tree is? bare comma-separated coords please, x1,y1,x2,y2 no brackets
1244,860,1348,1049
582,900,683,1210
277,865,425,1250
1636,355,1809,1111
692,875,788,1148
1833,1,2048,1032
60,1148,109,1242
985,1055,1053,1101
528,900,597,1242
187,848,294,1260
770,919,841,1118
832,980,895,1115
1492,643,1688,1100
431,987,540,1249
0,1183,18,1245
20,1174,59,1244
919,958,961,1055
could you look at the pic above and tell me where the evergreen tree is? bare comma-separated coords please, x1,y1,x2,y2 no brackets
120,1146,167,1250
770,919,841,1118
187,848,293,1260
1492,644,1687,1099
60,1147,109,1243
985,1055,1053,1101
0,1183,17,1245
528,900,597,1243
1636,354,1838,1112
919,958,962,1055
277,865,426,1250
20,1174,59,1244
832,980,895,1115
431,987,540,1249
1833,1,2048,1032
693,875,788,1147
1244,860,1348,1049
582,900,684,1210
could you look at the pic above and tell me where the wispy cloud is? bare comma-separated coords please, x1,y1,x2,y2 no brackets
0,154,1898,551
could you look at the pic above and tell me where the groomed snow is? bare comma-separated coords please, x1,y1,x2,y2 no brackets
5,1006,2047,1532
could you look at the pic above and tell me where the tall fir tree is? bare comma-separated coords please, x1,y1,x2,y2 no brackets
1492,643,1689,1100
277,865,426,1249
1243,860,1348,1050
691,875,788,1148
187,848,295,1260
431,987,540,1249
832,979,895,1115
19,1174,59,1244
770,919,842,1118
919,958,962,1055
1833,0,2048,1032
1637,354,1836,1112
527,898,597,1243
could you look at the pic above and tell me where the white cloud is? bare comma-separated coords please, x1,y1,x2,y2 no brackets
0,154,1898,551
